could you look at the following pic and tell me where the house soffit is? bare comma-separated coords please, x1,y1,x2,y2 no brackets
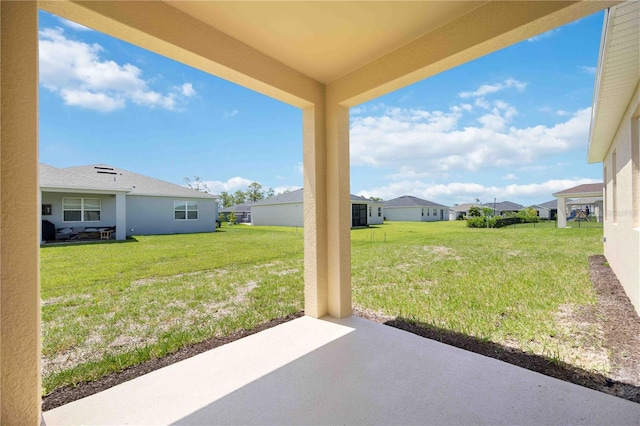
588,1,640,163
164,1,485,84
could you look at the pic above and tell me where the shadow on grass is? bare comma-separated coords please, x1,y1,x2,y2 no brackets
41,237,139,248
382,317,639,404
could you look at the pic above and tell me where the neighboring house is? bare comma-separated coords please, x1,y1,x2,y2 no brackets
529,200,558,220
586,1,640,314
251,189,384,227
384,195,449,222
220,202,253,223
40,164,218,240
448,203,482,220
552,183,604,227
485,201,523,216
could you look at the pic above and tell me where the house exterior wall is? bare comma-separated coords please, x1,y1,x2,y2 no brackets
126,195,218,236
367,204,384,225
41,192,119,230
252,203,304,227
253,202,384,227
602,85,640,314
385,207,448,222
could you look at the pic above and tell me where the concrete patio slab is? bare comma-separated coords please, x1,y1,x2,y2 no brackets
44,315,640,425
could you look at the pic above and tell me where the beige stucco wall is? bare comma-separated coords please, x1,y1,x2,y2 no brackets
602,83,640,314
0,2,41,423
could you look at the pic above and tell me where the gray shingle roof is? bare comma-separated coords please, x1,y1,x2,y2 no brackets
449,203,482,212
220,201,254,213
384,195,448,208
40,163,130,192
485,201,523,211
252,188,382,206
62,164,216,199
537,200,558,209
553,183,603,196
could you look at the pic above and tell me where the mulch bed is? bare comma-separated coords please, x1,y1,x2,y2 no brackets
42,255,640,411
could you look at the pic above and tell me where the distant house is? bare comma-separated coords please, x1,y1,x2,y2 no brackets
251,188,384,227
448,203,483,220
220,201,253,223
552,183,603,227
485,201,523,216
384,196,449,222
585,1,639,314
40,164,218,240
529,200,557,220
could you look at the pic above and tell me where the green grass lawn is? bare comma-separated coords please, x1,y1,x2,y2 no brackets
41,221,604,394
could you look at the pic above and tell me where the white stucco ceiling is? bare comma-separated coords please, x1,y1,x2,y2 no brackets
164,1,486,84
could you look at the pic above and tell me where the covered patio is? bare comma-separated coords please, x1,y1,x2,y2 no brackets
44,315,640,424
0,1,631,423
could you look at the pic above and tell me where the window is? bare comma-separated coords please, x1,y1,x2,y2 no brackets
377,207,381,217
421,209,424,216
369,206,372,217
426,209,429,216
175,201,198,220
433,208,437,216
63,198,101,222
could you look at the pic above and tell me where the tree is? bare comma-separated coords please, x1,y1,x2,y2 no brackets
233,190,247,205
246,182,265,202
265,187,275,199
481,207,493,217
184,176,209,193
219,192,234,208
228,211,237,224
468,206,481,217
369,196,382,202
517,207,539,223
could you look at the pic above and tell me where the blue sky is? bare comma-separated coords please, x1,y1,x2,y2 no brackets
39,9,604,207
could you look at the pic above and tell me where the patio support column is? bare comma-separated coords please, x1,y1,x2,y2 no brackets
303,104,328,318
325,101,351,318
115,192,126,240
557,196,567,228
303,93,352,319
0,1,42,423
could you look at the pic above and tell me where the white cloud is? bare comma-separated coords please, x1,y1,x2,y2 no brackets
527,28,560,42
502,173,518,181
273,185,302,195
224,109,239,118
39,27,194,112
357,178,600,206
350,100,592,174
202,177,255,194
458,78,526,99
581,66,596,75
295,162,304,175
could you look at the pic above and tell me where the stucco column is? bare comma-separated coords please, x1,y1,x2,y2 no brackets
326,102,351,318
303,95,352,319
303,105,328,318
1,1,42,423
115,192,126,240
557,196,567,228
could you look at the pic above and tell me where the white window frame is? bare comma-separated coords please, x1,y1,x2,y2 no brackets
62,197,101,222
174,200,199,220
